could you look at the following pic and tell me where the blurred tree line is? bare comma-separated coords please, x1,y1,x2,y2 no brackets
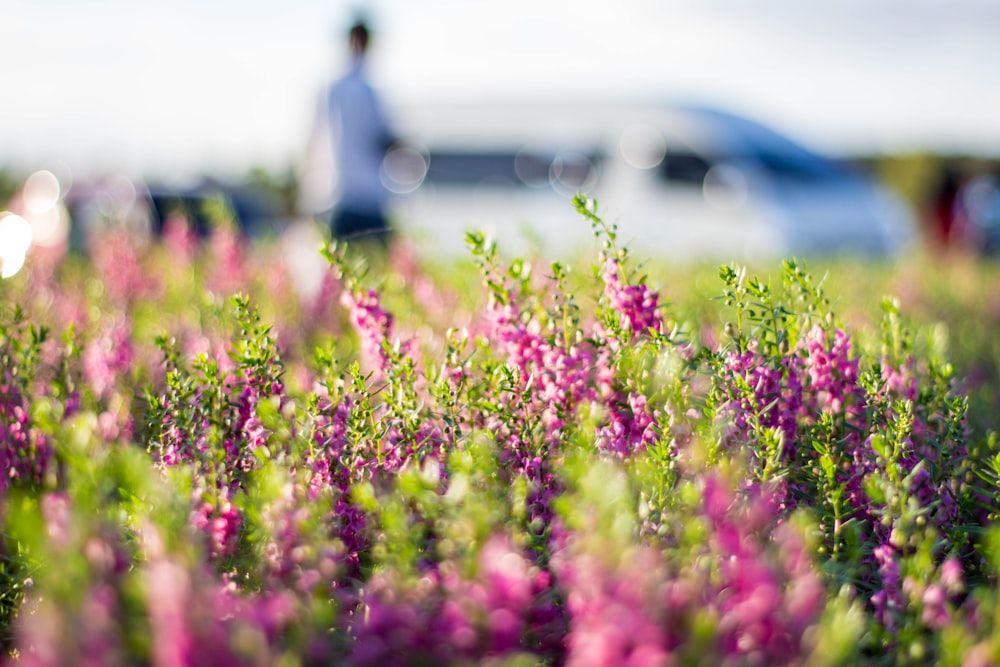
0,168,20,207
241,165,299,218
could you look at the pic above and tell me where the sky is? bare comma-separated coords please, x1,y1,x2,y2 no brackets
2,0,999,183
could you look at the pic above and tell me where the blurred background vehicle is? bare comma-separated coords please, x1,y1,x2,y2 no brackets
381,100,919,261
61,173,291,250
143,178,287,239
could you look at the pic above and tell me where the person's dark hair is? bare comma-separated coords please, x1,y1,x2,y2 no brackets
349,21,370,55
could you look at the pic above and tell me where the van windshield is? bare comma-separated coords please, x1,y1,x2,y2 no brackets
663,106,850,183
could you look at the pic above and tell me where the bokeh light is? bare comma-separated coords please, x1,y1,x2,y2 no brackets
514,149,551,188
380,146,429,194
548,151,598,196
0,213,33,278
702,164,748,211
23,169,61,213
619,123,666,170
20,169,71,248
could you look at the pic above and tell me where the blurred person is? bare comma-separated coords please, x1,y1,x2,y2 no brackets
930,167,961,249
308,19,397,250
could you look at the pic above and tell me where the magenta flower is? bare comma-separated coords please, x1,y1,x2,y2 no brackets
595,391,660,457
189,490,242,560
800,326,864,419
600,255,663,340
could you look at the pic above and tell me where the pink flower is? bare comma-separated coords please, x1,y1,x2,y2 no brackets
90,230,158,303
341,287,408,374
82,318,134,401
940,558,964,595
162,212,198,264
146,559,194,667
600,255,663,340
921,584,950,629
207,223,246,295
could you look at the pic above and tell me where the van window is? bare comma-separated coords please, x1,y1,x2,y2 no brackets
425,151,522,185
658,151,712,185
750,149,844,181
422,150,601,189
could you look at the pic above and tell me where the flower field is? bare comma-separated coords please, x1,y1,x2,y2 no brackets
2,194,1000,666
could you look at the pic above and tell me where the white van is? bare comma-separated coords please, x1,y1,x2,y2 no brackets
380,99,917,262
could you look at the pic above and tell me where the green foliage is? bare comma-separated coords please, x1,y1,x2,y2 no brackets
0,195,998,665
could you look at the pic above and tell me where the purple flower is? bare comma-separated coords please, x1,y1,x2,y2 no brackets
871,544,904,631
0,374,52,491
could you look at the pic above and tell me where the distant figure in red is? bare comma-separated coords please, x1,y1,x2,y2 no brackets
931,167,960,248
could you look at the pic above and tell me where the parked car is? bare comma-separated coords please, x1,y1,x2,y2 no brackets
144,179,284,239
64,175,286,251
382,100,918,262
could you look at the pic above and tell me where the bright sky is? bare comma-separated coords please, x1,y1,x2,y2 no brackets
2,0,999,182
